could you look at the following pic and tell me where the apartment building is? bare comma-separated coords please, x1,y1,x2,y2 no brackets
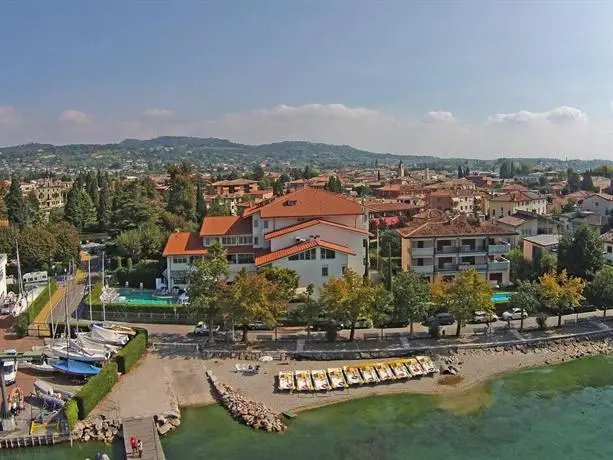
488,191,547,218
495,211,560,247
396,215,515,286
20,179,71,212
427,190,482,214
209,179,259,196
162,188,370,295
581,192,613,217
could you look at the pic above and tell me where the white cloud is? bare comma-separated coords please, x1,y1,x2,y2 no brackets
422,111,456,123
142,108,175,117
59,109,89,123
1,103,611,158
488,106,588,125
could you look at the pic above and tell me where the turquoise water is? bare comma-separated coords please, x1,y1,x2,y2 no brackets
492,292,511,303
114,288,174,305
5,355,613,459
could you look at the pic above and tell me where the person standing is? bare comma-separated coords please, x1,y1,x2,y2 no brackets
130,436,137,455
137,439,143,458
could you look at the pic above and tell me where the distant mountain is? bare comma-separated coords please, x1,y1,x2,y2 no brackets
1,136,611,175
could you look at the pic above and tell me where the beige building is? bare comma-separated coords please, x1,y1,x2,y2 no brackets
522,234,561,262
396,214,515,286
427,190,483,214
581,192,613,217
488,191,547,218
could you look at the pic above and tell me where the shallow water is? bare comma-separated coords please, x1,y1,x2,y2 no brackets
5,355,613,459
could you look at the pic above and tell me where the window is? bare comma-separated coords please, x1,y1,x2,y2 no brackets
341,265,347,274
288,248,317,261
263,220,269,229
595,201,599,206
222,236,237,246
204,238,211,246
254,237,259,245
608,245,612,254
417,241,424,248
238,235,253,245
238,253,255,264
254,219,259,228
320,248,336,259
173,257,188,264
227,254,238,264
321,266,329,277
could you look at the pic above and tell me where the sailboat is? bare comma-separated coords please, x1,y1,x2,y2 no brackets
87,323,129,346
50,360,101,377
74,333,121,353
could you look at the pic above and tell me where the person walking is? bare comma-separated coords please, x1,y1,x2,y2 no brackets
137,439,143,458
130,436,137,456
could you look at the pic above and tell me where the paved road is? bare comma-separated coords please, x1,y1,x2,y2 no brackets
129,309,608,343
48,276,86,323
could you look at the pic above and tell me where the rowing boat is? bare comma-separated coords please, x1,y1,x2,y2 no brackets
403,358,425,377
359,365,379,384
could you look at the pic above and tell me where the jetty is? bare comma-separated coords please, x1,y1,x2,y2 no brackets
122,416,165,460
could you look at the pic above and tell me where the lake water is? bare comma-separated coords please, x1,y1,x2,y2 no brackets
5,355,613,459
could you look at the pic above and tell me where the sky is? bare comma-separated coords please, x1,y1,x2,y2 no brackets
1,1,613,158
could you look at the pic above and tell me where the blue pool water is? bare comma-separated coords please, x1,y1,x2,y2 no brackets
114,288,174,305
491,292,511,303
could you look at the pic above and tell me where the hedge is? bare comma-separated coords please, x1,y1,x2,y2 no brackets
114,328,148,374
65,399,79,430
73,361,119,420
14,280,58,337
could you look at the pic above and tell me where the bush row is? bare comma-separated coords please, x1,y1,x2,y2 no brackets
14,280,58,337
114,328,148,374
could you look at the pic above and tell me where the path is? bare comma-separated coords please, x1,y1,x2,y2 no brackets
122,417,165,460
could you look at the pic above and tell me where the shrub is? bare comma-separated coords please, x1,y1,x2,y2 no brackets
536,313,548,330
428,320,441,339
14,280,58,337
114,329,148,374
64,399,79,429
74,361,118,419
115,261,162,289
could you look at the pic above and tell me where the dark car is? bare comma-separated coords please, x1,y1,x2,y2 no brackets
426,312,456,326
238,321,273,331
382,319,410,328
311,320,344,331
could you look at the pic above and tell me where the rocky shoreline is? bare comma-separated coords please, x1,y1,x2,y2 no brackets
207,370,286,432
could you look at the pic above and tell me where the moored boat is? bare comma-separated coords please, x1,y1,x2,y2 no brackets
327,368,348,389
403,358,425,377
416,356,438,375
45,343,108,363
388,361,410,379
278,371,295,391
373,363,395,381
311,369,331,391
50,360,101,377
342,366,363,385
359,365,379,384
295,370,314,391
88,324,129,346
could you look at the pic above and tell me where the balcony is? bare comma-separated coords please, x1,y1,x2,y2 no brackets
459,245,487,254
458,263,488,271
488,243,511,255
436,264,458,273
411,247,434,257
435,246,458,255
411,265,434,274
488,259,510,271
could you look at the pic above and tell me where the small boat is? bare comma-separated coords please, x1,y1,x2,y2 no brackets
311,370,331,391
75,333,120,354
374,363,395,381
50,360,101,377
327,368,348,389
278,371,295,391
403,358,425,377
88,324,129,346
45,343,108,363
295,370,314,392
388,361,410,379
359,365,379,384
22,357,57,373
416,356,438,375
342,366,364,386
8,386,25,411
34,380,75,402
92,322,136,336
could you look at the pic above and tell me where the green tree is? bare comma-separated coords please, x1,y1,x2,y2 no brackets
51,221,80,265
585,266,613,320
115,229,142,261
580,170,595,192
166,162,196,221
566,168,581,193
260,266,299,302
25,191,45,227
272,180,283,196
5,174,27,229
447,268,494,336
195,178,207,223
17,227,57,272
208,199,232,217
499,159,515,179
228,270,274,341
97,171,111,230
508,280,542,331
324,176,343,193
392,271,431,336
557,226,603,280
539,270,585,327
379,230,401,258
138,222,167,259
64,186,97,231
85,171,100,210
186,243,230,343
531,250,557,280
507,248,531,282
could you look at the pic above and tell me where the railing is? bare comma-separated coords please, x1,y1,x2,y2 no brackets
489,260,511,271
85,310,199,324
488,243,511,254
411,265,434,274
436,246,458,254
410,247,434,257
458,264,488,271
459,246,487,253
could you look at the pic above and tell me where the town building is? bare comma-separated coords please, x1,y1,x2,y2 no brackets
522,234,561,262
555,211,606,235
20,179,71,212
581,192,613,217
601,231,613,265
488,191,547,218
427,190,483,214
209,179,259,196
162,188,370,295
396,214,515,286
495,211,560,247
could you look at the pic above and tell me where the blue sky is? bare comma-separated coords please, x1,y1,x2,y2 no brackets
1,1,612,158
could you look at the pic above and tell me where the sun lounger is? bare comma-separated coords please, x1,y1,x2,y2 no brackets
311,369,331,391
373,363,395,381
388,361,410,379
359,365,380,384
416,356,438,375
403,358,425,377
327,368,348,389
342,366,364,385
278,371,295,391
295,370,314,391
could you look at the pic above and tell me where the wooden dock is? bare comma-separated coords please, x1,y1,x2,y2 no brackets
122,417,165,460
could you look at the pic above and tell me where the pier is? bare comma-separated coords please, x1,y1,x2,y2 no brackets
122,416,165,460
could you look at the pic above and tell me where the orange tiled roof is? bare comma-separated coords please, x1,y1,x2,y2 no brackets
199,216,252,236
396,215,516,238
264,219,371,240
255,239,356,266
243,187,363,218
163,232,208,256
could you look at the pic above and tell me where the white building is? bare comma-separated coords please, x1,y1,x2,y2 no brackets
0,254,7,298
581,192,613,217
162,188,370,295
602,231,613,265
488,191,547,218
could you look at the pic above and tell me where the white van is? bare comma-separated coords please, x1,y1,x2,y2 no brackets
3,350,18,385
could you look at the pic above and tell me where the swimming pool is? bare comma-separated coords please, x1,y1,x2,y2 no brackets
491,292,511,303
113,288,175,305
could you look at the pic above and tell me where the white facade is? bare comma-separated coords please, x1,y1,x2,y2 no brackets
489,197,547,218
0,254,7,298
581,194,613,217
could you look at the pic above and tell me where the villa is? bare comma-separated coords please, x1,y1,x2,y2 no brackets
162,188,371,295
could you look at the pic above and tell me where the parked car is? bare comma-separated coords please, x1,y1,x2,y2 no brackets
382,319,410,328
472,311,499,324
238,321,273,331
311,320,344,331
354,318,373,329
193,322,221,335
501,308,528,321
426,312,456,326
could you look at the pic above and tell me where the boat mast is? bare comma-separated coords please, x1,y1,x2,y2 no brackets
15,239,23,301
101,250,106,323
48,277,55,338
88,254,92,322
